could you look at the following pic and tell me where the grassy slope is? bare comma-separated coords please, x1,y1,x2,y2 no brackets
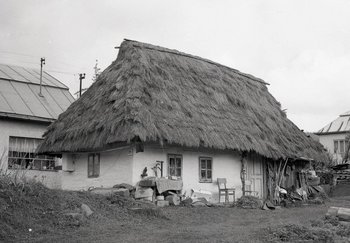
39,205,330,243
37,198,350,243
2,176,350,243
0,177,135,242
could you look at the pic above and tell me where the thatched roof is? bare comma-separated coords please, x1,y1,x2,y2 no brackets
38,39,326,161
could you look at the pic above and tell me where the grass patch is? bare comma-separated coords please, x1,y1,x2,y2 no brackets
266,216,350,242
0,172,133,242
129,207,168,219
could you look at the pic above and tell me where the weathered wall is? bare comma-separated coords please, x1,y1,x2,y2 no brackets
58,144,267,202
0,119,62,189
132,145,243,202
7,169,62,189
0,119,47,168
61,147,133,190
319,133,346,163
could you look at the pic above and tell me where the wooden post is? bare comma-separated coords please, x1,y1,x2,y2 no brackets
240,152,247,196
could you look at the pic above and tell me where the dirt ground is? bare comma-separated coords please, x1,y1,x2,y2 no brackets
22,196,350,243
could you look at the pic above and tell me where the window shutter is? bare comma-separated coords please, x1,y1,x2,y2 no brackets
88,154,94,177
94,154,100,177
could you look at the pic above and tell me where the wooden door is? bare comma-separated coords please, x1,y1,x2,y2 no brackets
246,154,264,199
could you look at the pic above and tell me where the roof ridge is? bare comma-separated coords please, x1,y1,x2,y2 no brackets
123,39,269,86
340,110,350,117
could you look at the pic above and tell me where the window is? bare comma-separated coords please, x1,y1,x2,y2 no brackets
334,140,339,153
88,153,100,178
199,157,212,182
168,154,182,177
8,136,55,170
340,141,345,154
334,140,349,157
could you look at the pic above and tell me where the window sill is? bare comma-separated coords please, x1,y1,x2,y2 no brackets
199,180,212,183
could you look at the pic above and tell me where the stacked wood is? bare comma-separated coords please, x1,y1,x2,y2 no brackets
326,207,350,222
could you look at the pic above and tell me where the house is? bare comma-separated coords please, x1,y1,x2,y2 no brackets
0,63,74,188
315,111,350,164
38,40,325,202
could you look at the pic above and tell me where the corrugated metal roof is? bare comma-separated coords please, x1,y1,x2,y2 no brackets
317,111,350,134
0,64,74,122
0,63,68,89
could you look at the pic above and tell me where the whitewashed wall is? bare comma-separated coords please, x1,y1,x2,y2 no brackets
6,169,62,189
59,144,267,202
0,119,46,168
60,147,133,190
0,119,62,189
132,145,243,202
318,133,346,163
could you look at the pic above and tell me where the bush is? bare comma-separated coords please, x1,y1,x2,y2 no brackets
236,196,262,209
317,171,333,185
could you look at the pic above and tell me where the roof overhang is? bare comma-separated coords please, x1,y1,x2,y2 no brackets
314,131,348,136
0,111,55,123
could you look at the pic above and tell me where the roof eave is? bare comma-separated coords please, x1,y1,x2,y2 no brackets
0,112,55,123
314,131,349,136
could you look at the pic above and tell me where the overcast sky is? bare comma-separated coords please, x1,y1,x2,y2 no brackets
1,0,349,132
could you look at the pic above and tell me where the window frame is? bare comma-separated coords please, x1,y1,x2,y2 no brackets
167,154,182,178
8,136,56,171
334,140,339,153
88,153,100,178
199,157,213,183
334,139,348,157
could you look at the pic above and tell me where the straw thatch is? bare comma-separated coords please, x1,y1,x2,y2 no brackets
38,39,326,161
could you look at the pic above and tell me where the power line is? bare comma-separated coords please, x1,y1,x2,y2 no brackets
0,50,88,71
0,60,79,76
0,56,83,75
0,57,39,65
0,50,39,58
45,69,78,75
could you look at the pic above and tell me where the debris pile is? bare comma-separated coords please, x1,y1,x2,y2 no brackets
326,207,350,223
331,163,350,197
267,157,330,207
236,196,262,209
132,176,183,207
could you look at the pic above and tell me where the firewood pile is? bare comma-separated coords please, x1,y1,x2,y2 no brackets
332,163,350,185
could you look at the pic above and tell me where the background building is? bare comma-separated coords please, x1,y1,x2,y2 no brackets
315,111,350,164
0,63,74,188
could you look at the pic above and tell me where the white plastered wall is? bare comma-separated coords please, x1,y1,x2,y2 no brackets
60,147,133,190
132,145,243,202
318,133,346,163
0,119,62,189
59,144,267,201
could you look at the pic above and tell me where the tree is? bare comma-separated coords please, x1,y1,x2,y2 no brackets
92,59,101,82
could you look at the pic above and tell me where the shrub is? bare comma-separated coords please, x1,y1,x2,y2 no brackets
236,196,262,209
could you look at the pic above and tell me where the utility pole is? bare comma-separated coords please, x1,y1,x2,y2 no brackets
79,73,86,98
39,57,45,97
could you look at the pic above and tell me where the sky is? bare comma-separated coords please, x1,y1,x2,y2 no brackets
0,0,349,132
